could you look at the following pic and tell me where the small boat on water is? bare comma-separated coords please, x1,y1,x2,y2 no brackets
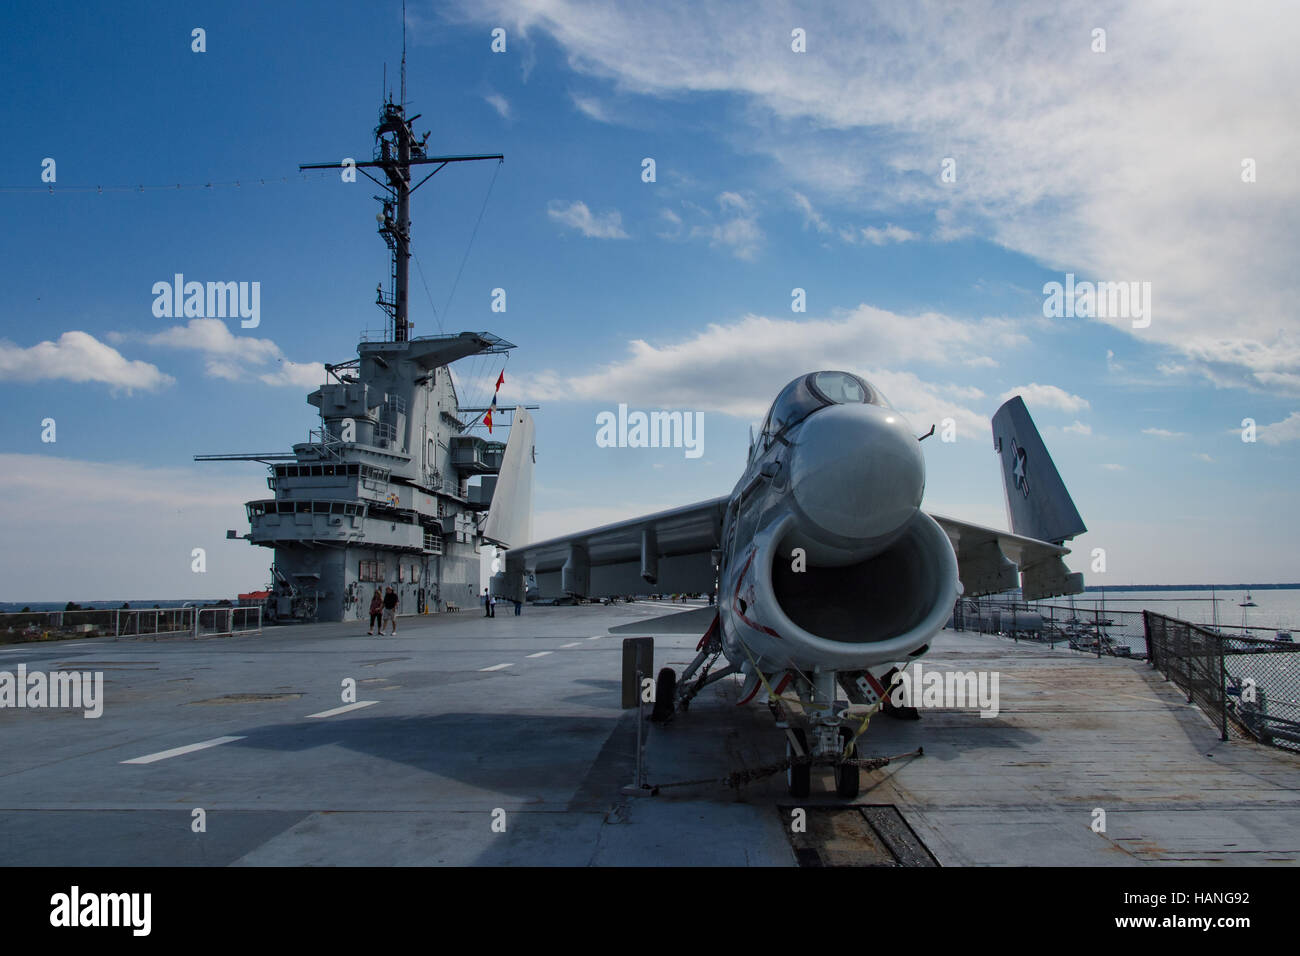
1240,592,1258,607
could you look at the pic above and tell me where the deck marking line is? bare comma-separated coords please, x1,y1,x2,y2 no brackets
121,736,246,765
480,662,513,672
526,651,553,658
306,700,379,719
560,642,583,648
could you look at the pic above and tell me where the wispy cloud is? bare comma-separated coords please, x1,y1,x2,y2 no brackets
546,199,630,239
146,318,323,386
484,92,511,120
684,191,763,259
1257,410,1300,445
791,191,830,233
999,383,1089,414
451,0,1300,394
513,304,1024,436
1142,427,1186,438
848,224,918,246
570,92,610,122
0,331,173,392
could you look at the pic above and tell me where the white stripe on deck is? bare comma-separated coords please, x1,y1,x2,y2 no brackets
526,651,552,658
479,663,513,672
586,636,602,640
560,642,583,648
121,736,246,765
306,700,379,719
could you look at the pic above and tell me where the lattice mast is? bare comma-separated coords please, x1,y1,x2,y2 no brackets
300,50,502,343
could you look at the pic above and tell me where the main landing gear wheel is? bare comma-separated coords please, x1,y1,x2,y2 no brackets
834,727,860,799
650,667,677,723
786,728,811,798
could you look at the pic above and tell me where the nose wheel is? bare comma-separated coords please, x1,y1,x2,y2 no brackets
650,667,677,723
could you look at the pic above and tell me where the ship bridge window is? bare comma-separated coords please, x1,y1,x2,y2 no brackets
312,501,329,514
311,465,323,477
296,501,311,514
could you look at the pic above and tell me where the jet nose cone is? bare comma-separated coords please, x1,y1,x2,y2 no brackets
788,403,924,550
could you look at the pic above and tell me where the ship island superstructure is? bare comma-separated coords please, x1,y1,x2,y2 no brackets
199,82,531,623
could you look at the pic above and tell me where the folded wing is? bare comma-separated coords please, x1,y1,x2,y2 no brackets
929,513,1083,601
499,496,728,600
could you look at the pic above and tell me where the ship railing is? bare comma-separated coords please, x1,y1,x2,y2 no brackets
0,608,190,643
113,607,195,639
106,606,263,641
308,428,346,461
1145,611,1300,752
196,606,263,638
954,597,1148,658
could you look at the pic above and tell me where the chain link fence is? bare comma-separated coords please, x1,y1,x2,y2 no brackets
1145,611,1300,752
952,597,1147,657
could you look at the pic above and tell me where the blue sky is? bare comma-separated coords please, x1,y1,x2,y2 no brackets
2,0,1298,600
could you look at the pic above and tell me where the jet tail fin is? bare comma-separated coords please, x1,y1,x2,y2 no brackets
991,396,1086,546
482,407,535,549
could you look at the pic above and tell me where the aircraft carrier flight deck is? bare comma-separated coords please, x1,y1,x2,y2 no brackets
2,601,1297,867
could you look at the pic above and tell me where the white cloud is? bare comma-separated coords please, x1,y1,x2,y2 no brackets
1257,410,1300,445
791,191,830,233
1064,420,1091,436
546,199,630,239
570,93,611,122
148,318,280,363
1105,349,1122,373
1101,463,1126,471
145,318,320,387
450,0,1300,393
512,303,1021,436
685,191,763,259
484,92,512,119
1142,427,1186,438
999,383,1090,414
1194,453,1215,463
260,360,329,387
855,224,918,246
656,207,683,239
0,330,173,392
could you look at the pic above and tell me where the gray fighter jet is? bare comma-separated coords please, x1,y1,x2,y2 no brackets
493,373,1085,796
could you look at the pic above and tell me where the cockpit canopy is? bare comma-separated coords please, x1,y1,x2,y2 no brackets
755,371,888,455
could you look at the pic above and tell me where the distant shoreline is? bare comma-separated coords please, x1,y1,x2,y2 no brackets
3,584,1298,613
1083,584,1300,592
0,599,228,613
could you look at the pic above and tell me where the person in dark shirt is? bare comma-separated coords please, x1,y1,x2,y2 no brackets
367,589,383,635
382,586,399,635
